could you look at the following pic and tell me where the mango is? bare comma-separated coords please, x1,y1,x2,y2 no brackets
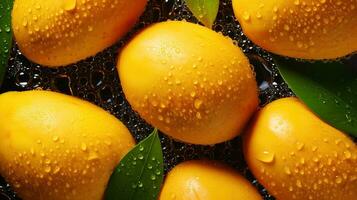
118,21,259,145
244,97,357,200
232,0,357,59
159,160,262,200
0,91,135,200
12,0,147,67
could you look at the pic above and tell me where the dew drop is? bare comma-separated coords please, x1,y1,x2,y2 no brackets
44,166,51,173
296,180,302,188
81,143,87,151
194,99,203,109
243,12,251,21
196,112,202,119
335,176,342,184
344,150,351,159
296,142,304,151
151,174,156,180
257,151,275,163
52,136,59,142
64,0,77,11
139,146,144,152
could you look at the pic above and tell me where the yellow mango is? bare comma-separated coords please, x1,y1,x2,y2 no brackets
159,160,262,200
232,0,357,59
118,21,259,145
0,91,135,200
12,0,147,67
244,97,357,200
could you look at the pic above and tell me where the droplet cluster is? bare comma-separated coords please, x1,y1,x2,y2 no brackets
0,1,13,69
255,137,357,199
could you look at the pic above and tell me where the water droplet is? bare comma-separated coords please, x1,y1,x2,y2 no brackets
138,181,143,188
53,166,61,174
44,166,51,173
194,99,203,109
4,26,10,33
196,112,202,119
81,143,87,151
257,151,275,163
151,174,156,180
52,136,59,142
312,146,318,152
64,0,77,11
296,180,302,188
296,142,304,151
139,146,144,151
88,152,99,161
243,12,251,21
344,150,351,159
335,176,342,184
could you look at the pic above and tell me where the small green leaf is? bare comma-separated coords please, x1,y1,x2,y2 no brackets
105,129,164,200
274,56,357,137
0,0,14,87
185,0,219,28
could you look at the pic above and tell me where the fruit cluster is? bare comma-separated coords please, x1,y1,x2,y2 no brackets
0,0,356,200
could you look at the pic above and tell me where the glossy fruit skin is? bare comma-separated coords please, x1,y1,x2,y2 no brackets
244,97,357,200
12,0,147,67
232,0,357,59
159,160,262,200
118,21,259,145
0,91,135,200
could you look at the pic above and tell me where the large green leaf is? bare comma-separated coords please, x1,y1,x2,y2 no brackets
105,129,164,200
274,56,357,137
0,0,13,87
184,0,219,28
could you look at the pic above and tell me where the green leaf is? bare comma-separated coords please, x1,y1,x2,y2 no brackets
274,56,357,137
184,0,219,28
0,0,14,87
105,129,164,200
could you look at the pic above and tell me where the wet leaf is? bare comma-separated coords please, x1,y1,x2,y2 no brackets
274,56,357,137
0,0,13,87
105,129,164,200
184,0,219,28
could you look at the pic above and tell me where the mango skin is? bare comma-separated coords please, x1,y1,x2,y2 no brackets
159,160,262,200
0,91,136,200
118,21,259,145
12,0,147,67
244,97,357,200
232,0,357,59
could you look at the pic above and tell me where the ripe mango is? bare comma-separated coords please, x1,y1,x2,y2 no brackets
159,160,262,200
0,91,135,200
12,0,147,66
232,0,357,59
244,97,357,200
118,21,259,145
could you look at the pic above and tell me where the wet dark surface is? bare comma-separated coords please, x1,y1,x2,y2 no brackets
0,0,329,199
